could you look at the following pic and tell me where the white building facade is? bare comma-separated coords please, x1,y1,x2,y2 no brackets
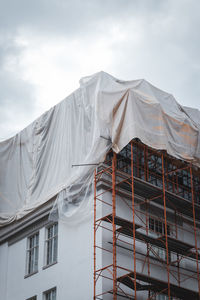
0,199,95,300
0,144,200,300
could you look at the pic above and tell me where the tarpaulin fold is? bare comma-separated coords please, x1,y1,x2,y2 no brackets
0,71,199,226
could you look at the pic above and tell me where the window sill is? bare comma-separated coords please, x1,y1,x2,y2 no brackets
24,270,38,279
43,261,57,270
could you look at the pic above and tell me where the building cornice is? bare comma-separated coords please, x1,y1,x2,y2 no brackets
0,197,56,245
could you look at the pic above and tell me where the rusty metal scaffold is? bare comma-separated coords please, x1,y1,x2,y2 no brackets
94,139,200,300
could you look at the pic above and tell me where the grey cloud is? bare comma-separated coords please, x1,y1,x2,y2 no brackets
0,0,200,139
0,0,166,37
0,36,36,139
107,0,200,107
0,68,36,139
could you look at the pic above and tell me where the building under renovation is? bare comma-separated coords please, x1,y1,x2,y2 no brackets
0,72,199,300
94,140,200,299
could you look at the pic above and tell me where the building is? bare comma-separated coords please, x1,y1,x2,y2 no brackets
94,139,200,299
0,72,200,299
0,138,199,299
0,196,94,300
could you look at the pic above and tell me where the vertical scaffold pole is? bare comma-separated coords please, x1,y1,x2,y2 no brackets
161,153,171,299
175,210,181,286
190,166,200,298
94,168,97,300
131,142,137,300
112,153,117,300
144,145,150,285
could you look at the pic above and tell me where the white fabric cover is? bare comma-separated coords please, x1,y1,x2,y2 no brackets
0,71,200,226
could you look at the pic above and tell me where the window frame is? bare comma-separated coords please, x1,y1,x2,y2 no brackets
149,291,180,300
43,287,57,300
148,216,171,263
26,296,37,300
43,223,58,268
149,216,171,236
25,231,39,277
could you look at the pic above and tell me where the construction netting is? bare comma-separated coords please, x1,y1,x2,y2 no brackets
0,71,200,226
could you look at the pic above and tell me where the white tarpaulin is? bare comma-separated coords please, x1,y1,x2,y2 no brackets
0,71,200,226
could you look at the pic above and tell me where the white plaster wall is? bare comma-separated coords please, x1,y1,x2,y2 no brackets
0,211,102,300
3,226,59,300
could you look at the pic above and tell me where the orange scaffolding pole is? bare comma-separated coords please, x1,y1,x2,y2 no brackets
112,152,117,299
94,168,97,300
94,140,200,299
131,142,137,300
175,210,181,287
190,166,200,298
161,153,171,299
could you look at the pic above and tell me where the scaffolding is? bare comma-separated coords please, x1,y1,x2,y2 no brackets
94,139,200,300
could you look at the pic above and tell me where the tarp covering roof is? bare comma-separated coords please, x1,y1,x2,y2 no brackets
0,71,200,226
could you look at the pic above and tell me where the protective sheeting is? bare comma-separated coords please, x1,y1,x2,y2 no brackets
0,71,200,226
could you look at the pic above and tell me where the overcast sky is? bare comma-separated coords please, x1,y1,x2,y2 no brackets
0,0,200,140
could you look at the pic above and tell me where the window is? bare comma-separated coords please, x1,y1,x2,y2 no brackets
43,287,56,300
150,292,180,300
149,217,171,262
26,233,39,275
44,223,58,267
150,292,168,300
149,217,170,236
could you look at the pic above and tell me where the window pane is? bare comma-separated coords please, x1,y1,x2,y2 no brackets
158,221,162,234
35,233,39,246
45,224,58,266
155,220,159,232
48,226,53,239
47,239,53,265
54,223,58,235
167,225,170,235
29,236,33,248
44,288,56,300
30,249,34,273
52,289,56,300
149,218,154,230
26,233,39,275
46,293,50,300
34,246,38,271
53,237,58,262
